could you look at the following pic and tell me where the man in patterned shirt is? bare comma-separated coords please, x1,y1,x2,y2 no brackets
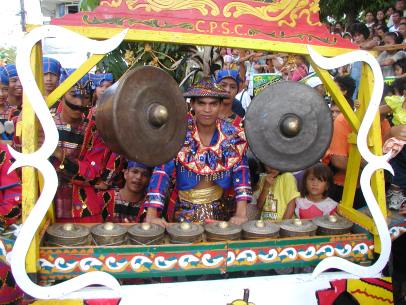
3,65,22,110
43,57,62,97
216,69,244,127
90,72,114,106
0,66,19,145
0,143,22,305
0,67,11,125
0,144,21,227
49,70,112,222
102,161,152,223
1,65,21,126
144,79,252,227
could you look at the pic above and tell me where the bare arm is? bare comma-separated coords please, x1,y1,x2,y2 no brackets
256,181,270,211
380,104,392,115
359,39,379,50
254,63,264,70
230,200,248,225
380,58,396,66
331,155,348,171
238,51,252,63
145,207,168,228
390,125,406,141
382,126,392,143
397,72,406,78
282,199,296,219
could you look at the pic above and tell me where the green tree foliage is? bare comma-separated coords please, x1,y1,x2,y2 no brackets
0,47,17,65
319,0,393,26
79,0,100,12
79,0,196,82
96,41,191,83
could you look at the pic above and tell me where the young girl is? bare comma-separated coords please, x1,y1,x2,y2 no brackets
295,163,338,219
288,55,308,81
393,58,406,78
0,67,11,125
381,77,406,126
377,32,406,77
256,165,300,221
375,10,386,28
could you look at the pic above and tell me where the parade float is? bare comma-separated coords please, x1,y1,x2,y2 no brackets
0,0,405,304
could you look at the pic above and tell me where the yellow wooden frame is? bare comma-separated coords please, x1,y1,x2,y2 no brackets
22,23,386,274
21,43,42,275
32,26,355,57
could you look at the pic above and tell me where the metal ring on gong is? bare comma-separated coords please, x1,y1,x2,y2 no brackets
96,66,188,166
245,81,333,172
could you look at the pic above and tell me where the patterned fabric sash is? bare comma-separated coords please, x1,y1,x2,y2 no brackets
178,184,223,204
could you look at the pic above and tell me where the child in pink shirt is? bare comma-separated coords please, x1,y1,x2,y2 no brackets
289,55,308,81
295,163,338,219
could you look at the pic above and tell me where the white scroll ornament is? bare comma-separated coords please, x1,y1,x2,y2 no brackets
8,25,127,299
308,46,392,279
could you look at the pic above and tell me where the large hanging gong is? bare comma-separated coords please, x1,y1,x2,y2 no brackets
96,66,188,166
245,81,332,171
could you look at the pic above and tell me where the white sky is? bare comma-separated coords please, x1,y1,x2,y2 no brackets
0,1,89,68
0,0,44,48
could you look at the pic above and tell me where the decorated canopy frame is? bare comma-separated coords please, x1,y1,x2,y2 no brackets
20,0,385,283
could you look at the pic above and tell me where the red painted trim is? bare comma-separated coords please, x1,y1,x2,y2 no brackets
50,0,357,50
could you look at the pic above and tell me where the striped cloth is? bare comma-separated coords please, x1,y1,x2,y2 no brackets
52,112,88,219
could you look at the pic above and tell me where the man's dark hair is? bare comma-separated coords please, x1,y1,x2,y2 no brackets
349,22,370,40
334,75,356,108
375,24,389,33
247,152,264,190
392,77,406,95
190,97,223,103
300,163,333,198
394,58,406,74
381,84,394,105
385,31,404,44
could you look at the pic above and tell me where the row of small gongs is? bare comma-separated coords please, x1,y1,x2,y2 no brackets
45,215,353,247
